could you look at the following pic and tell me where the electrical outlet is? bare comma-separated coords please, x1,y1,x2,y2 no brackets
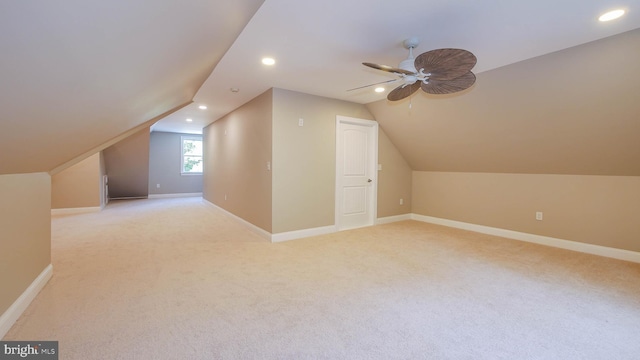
536,212,543,221
156,184,160,188
298,118,304,126
399,198,404,205
224,194,227,201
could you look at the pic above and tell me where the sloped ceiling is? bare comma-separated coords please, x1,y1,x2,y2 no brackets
366,29,640,176
0,0,264,175
155,0,640,134
1,0,638,177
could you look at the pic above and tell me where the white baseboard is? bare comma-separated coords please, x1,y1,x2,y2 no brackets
376,213,412,225
272,225,337,243
0,264,53,339
51,206,102,215
202,200,272,241
148,193,202,199
412,214,640,264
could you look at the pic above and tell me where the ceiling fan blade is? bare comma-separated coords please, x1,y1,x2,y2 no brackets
346,78,399,92
421,72,476,95
414,48,477,81
387,81,421,101
363,62,415,76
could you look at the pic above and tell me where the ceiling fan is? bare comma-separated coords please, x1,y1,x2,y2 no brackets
355,37,477,101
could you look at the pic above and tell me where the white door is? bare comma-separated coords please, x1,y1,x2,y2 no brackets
335,116,378,230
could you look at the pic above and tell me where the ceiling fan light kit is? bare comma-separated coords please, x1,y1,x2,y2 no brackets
362,37,477,101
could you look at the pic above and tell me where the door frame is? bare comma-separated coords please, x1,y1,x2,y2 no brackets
335,115,378,231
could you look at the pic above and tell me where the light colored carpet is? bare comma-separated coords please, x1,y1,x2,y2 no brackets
4,197,640,359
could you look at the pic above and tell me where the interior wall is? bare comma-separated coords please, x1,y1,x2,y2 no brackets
377,129,412,218
0,173,51,317
202,89,273,232
51,153,102,209
103,128,151,199
149,131,203,195
271,88,376,233
412,172,640,252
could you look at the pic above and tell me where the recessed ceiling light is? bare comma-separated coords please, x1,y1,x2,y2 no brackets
230,88,240,93
198,105,207,110
599,9,625,22
262,57,276,65
186,118,193,122
374,87,385,93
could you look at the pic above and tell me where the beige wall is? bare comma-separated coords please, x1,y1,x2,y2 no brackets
51,153,102,209
271,88,376,233
103,128,151,199
377,129,412,218
412,172,640,252
0,173,51,316
203,89,273,232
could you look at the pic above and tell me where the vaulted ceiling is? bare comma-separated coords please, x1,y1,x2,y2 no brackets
0,0,264,175
1,0,639,176
155,0,640,133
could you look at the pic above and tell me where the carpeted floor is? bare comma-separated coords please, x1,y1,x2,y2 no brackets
4,197,640,359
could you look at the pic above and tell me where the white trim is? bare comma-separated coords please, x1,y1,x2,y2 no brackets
272,225,337,243
148,193,202,199
0,264,53,339
202,200,271,241
376,213,412,225
412,214,640,264
181,135,203,175
51,206,102,215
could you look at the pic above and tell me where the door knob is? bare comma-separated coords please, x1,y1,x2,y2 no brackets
367,179,372,183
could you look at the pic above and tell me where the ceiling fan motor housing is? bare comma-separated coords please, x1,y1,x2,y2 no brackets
399,55,424,86
403,75,418,85
399,58,417,73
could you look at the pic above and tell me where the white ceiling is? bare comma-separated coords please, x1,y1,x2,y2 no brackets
152,0,640,134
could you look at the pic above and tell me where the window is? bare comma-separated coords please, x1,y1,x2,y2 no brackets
181,136,203,174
